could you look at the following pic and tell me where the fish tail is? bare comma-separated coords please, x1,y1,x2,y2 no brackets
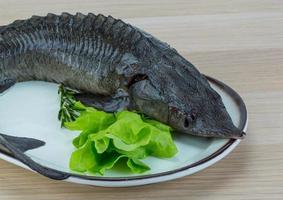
0,133,70,180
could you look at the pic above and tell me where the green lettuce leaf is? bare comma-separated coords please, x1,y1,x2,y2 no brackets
127,158,150,174
66,102,116,148
69,140,99,172
65,102,178,175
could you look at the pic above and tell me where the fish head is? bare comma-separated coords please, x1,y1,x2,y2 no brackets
128,53,244,139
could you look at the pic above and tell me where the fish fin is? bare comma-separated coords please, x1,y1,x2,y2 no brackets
74,89,130,112
0,134,70,180
0,78,16,93
0,133,45,153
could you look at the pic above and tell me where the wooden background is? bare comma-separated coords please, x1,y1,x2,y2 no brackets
0,0,282,199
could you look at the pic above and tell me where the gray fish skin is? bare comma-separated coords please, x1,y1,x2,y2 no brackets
0,13,243,139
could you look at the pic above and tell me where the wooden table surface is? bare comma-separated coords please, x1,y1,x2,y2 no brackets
0,1,282,199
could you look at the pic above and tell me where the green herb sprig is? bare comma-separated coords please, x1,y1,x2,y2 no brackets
58,85,81,127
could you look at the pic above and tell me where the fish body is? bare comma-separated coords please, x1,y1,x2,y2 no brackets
0,13,244,138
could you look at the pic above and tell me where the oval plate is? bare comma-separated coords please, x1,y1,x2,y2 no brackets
0,76,247,187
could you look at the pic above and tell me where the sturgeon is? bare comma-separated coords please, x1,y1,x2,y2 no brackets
0,13,245,139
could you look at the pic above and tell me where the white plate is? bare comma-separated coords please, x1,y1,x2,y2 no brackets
0,76,247,187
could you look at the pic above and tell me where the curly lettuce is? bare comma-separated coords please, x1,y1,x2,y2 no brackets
63,102,178,175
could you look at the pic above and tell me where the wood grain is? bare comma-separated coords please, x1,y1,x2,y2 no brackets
0,1,282,199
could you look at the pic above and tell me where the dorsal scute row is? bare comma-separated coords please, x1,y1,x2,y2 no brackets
0,13,145,57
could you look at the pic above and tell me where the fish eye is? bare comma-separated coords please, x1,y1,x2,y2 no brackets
183,116,190,128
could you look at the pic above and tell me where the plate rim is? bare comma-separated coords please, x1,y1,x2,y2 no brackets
0,75,247,184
